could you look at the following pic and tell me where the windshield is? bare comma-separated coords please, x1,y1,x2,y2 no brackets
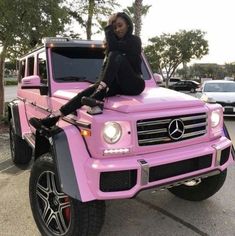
204,82,235,92
51,46,150,83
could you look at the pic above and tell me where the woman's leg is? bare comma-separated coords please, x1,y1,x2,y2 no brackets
60,84,97,116
81,51,122,107
29,84,98,128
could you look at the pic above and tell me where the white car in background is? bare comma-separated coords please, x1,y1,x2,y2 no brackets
201,80,235,116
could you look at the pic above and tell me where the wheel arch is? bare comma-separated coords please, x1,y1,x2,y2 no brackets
35,126,95,202
8,101,22,136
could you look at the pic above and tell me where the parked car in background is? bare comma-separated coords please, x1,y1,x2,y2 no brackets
201,80,235,116
169,80,200,93
224,77,234,81
162,78,182,87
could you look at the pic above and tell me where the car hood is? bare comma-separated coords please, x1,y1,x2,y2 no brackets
204,92,235,103
54,87,204,113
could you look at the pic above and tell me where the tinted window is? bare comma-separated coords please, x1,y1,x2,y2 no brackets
38,52,47,84
19,59,26,81
28,56,34,76
51,47,150,83
170,78,181,82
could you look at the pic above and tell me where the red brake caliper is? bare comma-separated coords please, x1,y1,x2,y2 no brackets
63,197,71,223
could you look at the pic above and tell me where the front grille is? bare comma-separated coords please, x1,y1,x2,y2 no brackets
100,170,137,192
149,154,212,182
217,101,235,107
137,113,207,146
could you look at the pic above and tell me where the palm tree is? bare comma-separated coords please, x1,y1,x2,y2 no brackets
123,1,151,37
134,0,143,37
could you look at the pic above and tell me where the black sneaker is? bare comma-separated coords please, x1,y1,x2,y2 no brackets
29,116,60,129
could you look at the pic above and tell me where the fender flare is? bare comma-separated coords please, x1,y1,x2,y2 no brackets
223,122,235,160
8,101,22,136
51,126,95,202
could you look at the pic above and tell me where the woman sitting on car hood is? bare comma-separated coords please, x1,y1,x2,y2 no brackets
30,12,145,127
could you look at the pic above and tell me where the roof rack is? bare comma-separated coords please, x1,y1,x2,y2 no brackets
42,37,70,44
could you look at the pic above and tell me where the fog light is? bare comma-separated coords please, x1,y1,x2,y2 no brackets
103,148,130,155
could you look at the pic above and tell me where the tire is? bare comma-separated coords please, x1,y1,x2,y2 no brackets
9,119,32,165
29,153,105,236
190,88,195,93
168,170,227,201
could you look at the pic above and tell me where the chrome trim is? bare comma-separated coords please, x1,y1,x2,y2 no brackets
152,170,220,192
184,121,208,129
23,133,35,149
137,119,171,126
137,113,208,146
137,159,149,186
181,114,207,121
212,145,222,166
139,137,171,144
137,128,167,135
182,130,206,138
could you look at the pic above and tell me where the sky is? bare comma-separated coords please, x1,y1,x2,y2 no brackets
110,0,235,65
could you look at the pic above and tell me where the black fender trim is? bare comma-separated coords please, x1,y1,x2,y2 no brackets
223,123,235,160
8,101,22,136
51,130,82,200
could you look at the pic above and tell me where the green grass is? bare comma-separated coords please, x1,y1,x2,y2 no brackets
4,76,18,86
5,80,18,86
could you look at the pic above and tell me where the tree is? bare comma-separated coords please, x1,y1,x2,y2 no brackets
144,30,209,87
123,1,151,36
0,0,69,117
134,0,142,37
177,63,225,81
66,0,119,40
224,63,235,78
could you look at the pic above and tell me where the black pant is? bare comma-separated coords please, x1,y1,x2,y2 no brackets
60,51,145,116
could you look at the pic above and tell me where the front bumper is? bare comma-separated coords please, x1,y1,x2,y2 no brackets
85,136,234,200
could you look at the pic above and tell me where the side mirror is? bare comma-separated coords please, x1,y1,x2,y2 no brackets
153,73,163,85
21,75,41,88
21,75,48,95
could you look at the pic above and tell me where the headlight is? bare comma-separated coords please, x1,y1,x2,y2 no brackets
103,122,122,144
211,110,221,127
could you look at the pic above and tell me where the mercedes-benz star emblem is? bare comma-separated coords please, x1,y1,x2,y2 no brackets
168,119,185,140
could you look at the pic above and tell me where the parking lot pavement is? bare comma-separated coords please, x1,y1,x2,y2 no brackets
0,119,235,236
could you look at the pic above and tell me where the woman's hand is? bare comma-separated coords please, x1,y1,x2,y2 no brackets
107,13,117,26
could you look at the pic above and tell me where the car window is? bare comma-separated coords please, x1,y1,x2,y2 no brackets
170,78,181,82
51,47,150,83
28,56,35,76
38,52,47,84
18,59,26,81
204,83,235,92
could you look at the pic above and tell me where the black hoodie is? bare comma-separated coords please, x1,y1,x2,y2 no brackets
104,12,142,75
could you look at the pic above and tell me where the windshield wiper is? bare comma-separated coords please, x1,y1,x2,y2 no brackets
56,76,94,83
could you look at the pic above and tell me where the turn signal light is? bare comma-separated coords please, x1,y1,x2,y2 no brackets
81,129,91,137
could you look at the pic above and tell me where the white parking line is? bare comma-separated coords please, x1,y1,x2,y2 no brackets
0,165,15,173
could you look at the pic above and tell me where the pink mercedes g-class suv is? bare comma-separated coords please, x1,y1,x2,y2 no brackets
8,38,235,236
